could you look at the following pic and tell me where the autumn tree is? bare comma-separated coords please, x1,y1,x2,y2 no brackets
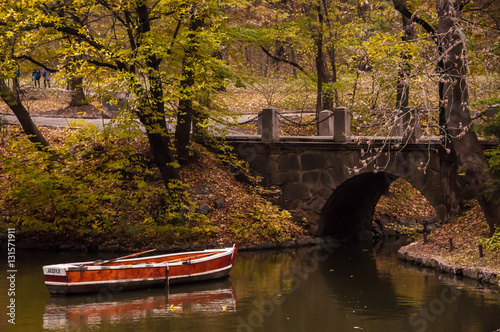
174,3,228,161
392,0,500,233
0,3,51,149
234,0,401,121
0,0,233,187
234,0,342,120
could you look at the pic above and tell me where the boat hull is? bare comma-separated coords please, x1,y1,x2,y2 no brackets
169,265,232,285
44,246,237,296
45,264,169,296
46,277,169,296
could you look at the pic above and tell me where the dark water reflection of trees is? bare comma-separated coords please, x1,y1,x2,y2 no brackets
2,243,499,332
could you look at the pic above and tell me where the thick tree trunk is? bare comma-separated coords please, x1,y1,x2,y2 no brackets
135,72,180,186
69,76,87,107
438,147,461,222
140,70,180,185
135,4,179,186
0,78,50,148
437,0,500,234
136,107,180,185
315,32,326,116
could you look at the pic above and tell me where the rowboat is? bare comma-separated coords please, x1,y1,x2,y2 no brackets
43,245,237,296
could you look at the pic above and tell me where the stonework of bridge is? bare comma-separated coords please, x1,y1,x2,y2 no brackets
224,106,498,240
227,138,447,240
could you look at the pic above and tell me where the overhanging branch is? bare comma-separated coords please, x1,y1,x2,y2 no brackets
392,0,438,45
260,45,312,79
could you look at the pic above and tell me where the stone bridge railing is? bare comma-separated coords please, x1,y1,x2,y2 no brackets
225,105,498,240
253,105,499,143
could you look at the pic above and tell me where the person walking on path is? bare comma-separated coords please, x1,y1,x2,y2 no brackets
42,68,50,88
32,68,41,87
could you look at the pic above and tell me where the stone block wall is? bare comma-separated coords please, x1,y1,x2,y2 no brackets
228,139,446,238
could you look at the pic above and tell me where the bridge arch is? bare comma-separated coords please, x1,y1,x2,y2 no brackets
227,139,450,240
314,158,447,240
315,172,399,239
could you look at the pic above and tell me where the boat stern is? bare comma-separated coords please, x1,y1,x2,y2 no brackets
43,264,68,278
43,264,70,295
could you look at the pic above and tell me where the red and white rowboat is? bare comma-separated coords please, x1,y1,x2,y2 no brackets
43,245,237,295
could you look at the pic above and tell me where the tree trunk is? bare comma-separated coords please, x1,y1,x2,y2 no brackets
321,0,338,106
139,68,180,185
438,147,461,222
175,11,204,162
315,6,334,124
175,56,195,162
0,78,50,148
326,44,337,106
135,3,179,186
69,76,87,106
437,0,500,234
136,108,180,185
396,11,416,109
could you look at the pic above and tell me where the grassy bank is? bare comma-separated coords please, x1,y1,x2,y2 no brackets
0,121,304,250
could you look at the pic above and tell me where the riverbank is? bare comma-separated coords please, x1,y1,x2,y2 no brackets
0,124,306,250
0,123,440,253
398,202,500,287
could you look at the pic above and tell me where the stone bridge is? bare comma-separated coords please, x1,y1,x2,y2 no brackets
223,107,498,240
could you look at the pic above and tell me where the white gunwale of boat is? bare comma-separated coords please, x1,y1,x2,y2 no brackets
44,246,234,273
118,247,233,265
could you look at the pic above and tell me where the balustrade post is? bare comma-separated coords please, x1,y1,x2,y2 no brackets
390,109,404,137
402,106,420,143
257,111,263,135
318,110,334,136
260,108,279,142
333,107,350,142
486,105,499,122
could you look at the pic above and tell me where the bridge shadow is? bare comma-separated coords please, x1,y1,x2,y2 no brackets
315,172,399,240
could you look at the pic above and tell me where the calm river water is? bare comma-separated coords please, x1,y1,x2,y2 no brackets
1,239,499,332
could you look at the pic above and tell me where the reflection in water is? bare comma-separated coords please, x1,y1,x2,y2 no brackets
318,241,411,316
1,241,499,332
234,241,500,332
42,281,236,330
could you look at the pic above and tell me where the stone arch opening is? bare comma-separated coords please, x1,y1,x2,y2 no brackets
315,172,399,240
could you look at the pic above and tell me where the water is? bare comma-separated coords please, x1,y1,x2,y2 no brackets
1,240,499,332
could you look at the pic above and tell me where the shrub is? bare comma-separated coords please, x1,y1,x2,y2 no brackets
480,228,500,251
481,110,500,202
0,115,206,245
229,202,295,244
